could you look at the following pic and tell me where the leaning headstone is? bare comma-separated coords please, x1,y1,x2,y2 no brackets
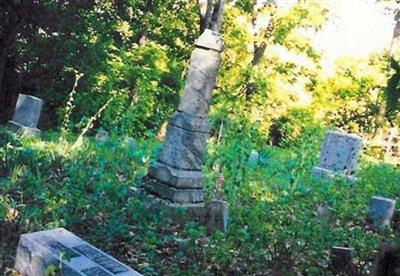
367,196,396,230
8,94,43,136
248,150,259,167
142,28,223,207
312,131,363,181
15,228,141,276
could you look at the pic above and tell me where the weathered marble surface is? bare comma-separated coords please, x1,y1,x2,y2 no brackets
143,29,223,206
15,228,141,276
8,94,43,136
157,123,208,171
12,94,43,128
312,131,363,180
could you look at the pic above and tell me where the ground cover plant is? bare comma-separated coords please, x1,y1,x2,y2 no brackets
0,125,399,275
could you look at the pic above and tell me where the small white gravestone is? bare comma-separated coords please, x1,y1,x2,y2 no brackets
312,131,363,181
315,205,334,223
8,94,43,136
367,196,396,230
15,228,142,276
95,130,109,142
126,137,137,150
248,150,259,167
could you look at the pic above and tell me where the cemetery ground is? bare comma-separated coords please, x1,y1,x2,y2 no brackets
1,127,400,275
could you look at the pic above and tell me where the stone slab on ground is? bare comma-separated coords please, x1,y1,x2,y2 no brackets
135,192,228,233
15,228,141,276
8,120,41,137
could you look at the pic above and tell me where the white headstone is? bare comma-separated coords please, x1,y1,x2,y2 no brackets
312,131,363,180
15,228,142,276
126,137,137,150
248,150,259,166
8,94,43,136
95,130,109,142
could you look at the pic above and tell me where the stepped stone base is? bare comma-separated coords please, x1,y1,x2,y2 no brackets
137,192,228,233
8,120,41,137
148,161,203,189
143,177,205,203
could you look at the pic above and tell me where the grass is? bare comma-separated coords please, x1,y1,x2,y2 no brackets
0,127,399,275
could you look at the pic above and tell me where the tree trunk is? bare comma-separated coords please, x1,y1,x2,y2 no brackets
199,0,212,33
0,59,6,121
0,16,22,120
198,0,224,33
373,8,400,137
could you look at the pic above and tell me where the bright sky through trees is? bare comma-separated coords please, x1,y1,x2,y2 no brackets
315,0,394,58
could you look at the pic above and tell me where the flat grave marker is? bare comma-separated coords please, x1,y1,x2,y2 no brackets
15,228,141,276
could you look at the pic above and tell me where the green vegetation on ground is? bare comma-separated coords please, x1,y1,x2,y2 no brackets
0,127,399,275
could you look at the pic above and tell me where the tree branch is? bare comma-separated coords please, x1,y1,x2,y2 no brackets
198,0,224,33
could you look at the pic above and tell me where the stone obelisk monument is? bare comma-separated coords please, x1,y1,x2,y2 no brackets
143,30,222,206
142,1,224,207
